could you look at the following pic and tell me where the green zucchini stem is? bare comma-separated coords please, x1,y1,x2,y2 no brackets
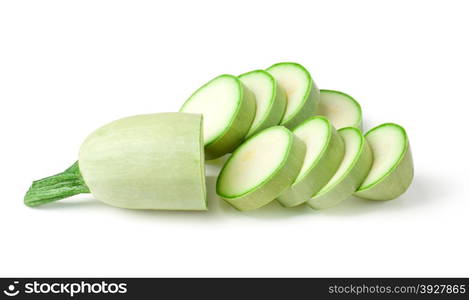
24,161,90,207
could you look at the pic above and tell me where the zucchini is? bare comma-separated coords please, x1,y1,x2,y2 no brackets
317,89,362,129
266,62,319,129
355,123,414,200
180,74,256,159
216,126,306,211
277,116,345,207
239,70,286,137
308,127,372,209
25,113,207,210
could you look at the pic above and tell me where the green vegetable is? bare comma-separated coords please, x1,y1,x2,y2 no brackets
355,123,414,200
277,116,345,207
317,89,362,129
216,126,306,211
24,62,415,213
25,113,207,210
308,127,372,209
266,62,319,129
180,74,256,159
239,70,286,137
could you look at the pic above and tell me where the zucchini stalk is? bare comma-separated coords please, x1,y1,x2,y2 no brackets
24,162,90,207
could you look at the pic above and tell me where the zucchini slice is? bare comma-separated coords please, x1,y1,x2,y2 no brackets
308,127,372,209
216,126,306,211
317,89,362,129
355,123,414,200
266,62,319,129
180,74,256,159
239,70,286,137
277,116,345,207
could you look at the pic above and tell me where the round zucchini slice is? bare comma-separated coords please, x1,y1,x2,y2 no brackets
277,116,345,207
239,70,286,137
308,127,372,209
317,89,362,129
180,74,256,159
216,126,306,211
266,62,319,129
355,123,414,200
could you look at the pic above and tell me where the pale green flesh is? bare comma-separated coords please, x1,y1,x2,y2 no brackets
308,127,372,209
180,75,241,145
239,70,286,137
276,117,345,207
216,126,306,211
217,127,290,197
267,63,319,129
317,90,362,129
294,118,329,181
79,113,207,210
355,123,414,200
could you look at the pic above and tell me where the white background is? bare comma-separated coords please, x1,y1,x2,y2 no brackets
1,0,468,277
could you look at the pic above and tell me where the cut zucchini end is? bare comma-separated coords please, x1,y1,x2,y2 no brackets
239,70,286,137
180,74,256,159
216,126,306,211
318,89,362,129
308,127,372,209
355,123,414,201
277,116,345,207
266,62,319,129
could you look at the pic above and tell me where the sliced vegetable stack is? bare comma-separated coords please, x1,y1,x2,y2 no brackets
24,62,414,212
